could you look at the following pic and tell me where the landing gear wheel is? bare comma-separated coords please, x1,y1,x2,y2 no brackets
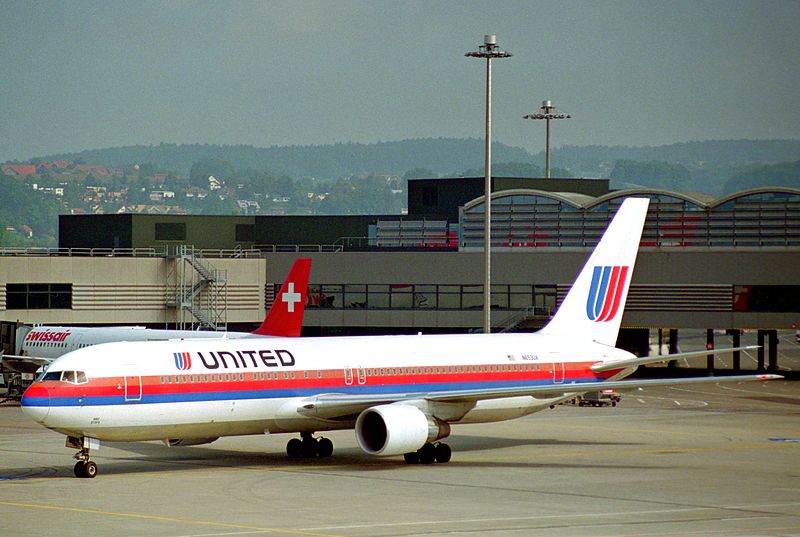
83,461,98,478
317,438,334,458
417,443,436,464
286,438,303,458
403,452,420,464
434,443,452,463
74,461,86,478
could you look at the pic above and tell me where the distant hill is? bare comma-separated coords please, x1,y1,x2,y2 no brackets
41,138,533,179
37,138,800,194
723,160,800,192
545,139,800,176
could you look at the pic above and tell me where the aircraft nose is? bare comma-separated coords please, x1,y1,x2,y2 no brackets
20,384,50,423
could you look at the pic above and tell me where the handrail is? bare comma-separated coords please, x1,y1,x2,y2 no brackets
0,247,167,257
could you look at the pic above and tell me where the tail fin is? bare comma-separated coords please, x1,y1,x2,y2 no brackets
251,258,311,337
539,198,649,346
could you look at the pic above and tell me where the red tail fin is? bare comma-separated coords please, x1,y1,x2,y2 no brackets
251,258,311,337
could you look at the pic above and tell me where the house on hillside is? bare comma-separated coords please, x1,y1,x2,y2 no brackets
2,163,37,177
76,165,110,176
37,160,73,172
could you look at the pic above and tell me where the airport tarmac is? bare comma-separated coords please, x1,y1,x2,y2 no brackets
1,380,798,537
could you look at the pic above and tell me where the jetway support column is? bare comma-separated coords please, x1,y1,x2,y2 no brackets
668,329,679,367
706,329,715,374
768,330,779,372
757,331,766,372
731,329,741,372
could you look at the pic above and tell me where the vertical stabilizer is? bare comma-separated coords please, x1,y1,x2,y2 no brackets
252,258,311,337
539,198,649,346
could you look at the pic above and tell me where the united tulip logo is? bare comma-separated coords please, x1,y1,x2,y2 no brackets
586,266,629,322
173,352,192,371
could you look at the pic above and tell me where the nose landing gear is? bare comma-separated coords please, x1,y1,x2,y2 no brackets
67,436,100,478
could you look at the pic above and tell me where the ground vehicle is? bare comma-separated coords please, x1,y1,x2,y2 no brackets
578,389,621,407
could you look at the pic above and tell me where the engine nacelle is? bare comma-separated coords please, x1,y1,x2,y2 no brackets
355,404,450,456
164,437,219,447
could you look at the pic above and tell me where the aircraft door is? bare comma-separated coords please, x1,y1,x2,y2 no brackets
550,352,565,384
344,366,353,386
124,365,142,402
357,366,366,385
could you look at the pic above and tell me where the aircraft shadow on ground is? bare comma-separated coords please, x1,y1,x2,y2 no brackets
0,435,652,478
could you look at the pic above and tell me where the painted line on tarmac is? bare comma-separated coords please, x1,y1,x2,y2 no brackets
454,441,799,463
301,500,800,533
0,500,342,537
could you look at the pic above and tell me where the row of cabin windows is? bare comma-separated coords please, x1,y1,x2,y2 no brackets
157,363,545,384
160,371,303,384
27,340,69,349
365,363,543,376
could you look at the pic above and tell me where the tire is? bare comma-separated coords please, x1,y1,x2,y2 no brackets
418,443,436,464
83,461,98,478
404,452,420,464
286,438,303,458
434,443,452,463
301,440,318,458
74,461,86,478
317,438,333,458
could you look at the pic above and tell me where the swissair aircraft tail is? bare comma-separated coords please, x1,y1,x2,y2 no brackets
252,258,311,337
539,197,649,347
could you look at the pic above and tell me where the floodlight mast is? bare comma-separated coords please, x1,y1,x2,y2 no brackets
466,35,512,334
524,100,571,178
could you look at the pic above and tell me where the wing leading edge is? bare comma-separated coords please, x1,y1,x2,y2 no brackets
298,373,781,420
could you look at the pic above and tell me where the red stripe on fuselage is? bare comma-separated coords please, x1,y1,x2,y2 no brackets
30,361,611,401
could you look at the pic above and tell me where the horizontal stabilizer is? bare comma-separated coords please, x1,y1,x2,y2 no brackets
0,353,53,374
590,346,762,373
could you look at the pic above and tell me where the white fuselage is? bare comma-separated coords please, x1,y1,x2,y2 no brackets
21,332,632,442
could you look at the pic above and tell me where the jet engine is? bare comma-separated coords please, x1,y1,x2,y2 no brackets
355,404,450,456
164,437,219,447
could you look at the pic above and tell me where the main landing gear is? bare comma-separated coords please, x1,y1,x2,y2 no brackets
403,442,452,464
286,432,334,459
68,436,99,478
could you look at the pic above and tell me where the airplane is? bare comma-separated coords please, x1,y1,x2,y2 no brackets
1,258,311,375
20,198,779,478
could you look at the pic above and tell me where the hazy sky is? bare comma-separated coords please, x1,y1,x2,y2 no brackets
2,0,799,162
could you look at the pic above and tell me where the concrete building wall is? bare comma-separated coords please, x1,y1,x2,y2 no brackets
262,249,799,330
0,256,267,326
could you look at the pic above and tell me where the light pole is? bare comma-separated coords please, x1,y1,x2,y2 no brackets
524,100,571,178
466,35,512,334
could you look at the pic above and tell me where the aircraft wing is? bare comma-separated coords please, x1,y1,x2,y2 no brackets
0,353,53,374
299,373,781,420
590,346,761,373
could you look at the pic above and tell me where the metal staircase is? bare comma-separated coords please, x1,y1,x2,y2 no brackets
168,245,228,331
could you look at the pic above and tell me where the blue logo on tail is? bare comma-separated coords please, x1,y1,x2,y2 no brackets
586,266,629,322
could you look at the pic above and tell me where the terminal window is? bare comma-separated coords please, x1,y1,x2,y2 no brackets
235,224,254,242
155,222,186,241
6,283,72,309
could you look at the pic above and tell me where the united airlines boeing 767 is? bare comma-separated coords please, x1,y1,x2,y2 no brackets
20,199,777,477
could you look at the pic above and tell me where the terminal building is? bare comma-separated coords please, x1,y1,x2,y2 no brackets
2,177,798,374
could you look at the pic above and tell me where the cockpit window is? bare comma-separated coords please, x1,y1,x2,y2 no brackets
36,370,88,384
40,371,62,382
